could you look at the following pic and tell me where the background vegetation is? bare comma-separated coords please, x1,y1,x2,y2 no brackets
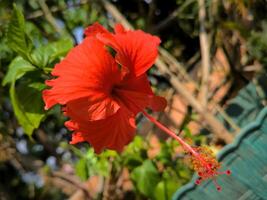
1,0,267,199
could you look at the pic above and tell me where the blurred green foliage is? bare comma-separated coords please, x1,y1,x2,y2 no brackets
66,136,192,200
248,22,267,66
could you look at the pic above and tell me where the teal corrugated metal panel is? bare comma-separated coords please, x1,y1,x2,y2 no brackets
217,74,267,131
173,107,267,200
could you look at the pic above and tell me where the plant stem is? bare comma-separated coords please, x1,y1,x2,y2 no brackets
142,110,199,157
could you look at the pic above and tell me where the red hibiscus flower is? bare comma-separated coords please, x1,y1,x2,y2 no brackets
43,23,166,153
43,23,230,190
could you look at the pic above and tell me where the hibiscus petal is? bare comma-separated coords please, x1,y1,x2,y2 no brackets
43,37,121,121
115,89,167,114
114,74,167,113
150,96,167,112
65,95,120,122
118,74,153,94
114,24,126,34
65,106,136,153
97,29,161,77
84,22,109,37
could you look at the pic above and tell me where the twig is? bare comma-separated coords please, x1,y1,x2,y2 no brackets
36,130,61,161
155,59,233,143
198,0,210,108
51,171,92,199
101,0,133,29
37,0,62,34
159,47,194,83
146,0,156,31
27,0,89,19
100,0,234,143
151,0,195,33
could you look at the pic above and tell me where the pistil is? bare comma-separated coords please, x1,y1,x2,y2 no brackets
142,110,231,190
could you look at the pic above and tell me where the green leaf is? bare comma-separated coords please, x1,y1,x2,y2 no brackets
101,150,118,158
183,126,193,138
124,136,146,153
48,38,73,62
123,154,143,168
25,22,44,46
31,38,73,68
2,57,36,86
131,160,160,198
95,159,109,177
155,180,180,200
75,158,88,181
10,81,46,137
157,143,172,165
7,4,33,60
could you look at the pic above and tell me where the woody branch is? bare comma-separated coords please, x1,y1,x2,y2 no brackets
198,0,210,108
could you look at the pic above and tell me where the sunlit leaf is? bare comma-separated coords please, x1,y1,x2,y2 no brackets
75,158,88,181
7,4,33,61
131,160,160,198
10,81,46,137
2,57,35,86
155,180,180,200
31,38,73,68
157,143,172,165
